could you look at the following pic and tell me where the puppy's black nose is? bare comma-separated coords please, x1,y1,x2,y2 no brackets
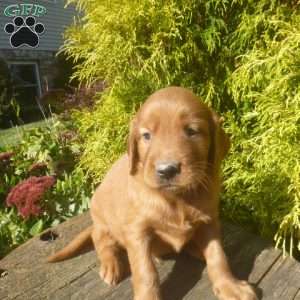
156,161,181,180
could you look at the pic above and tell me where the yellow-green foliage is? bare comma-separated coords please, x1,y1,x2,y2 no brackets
64,0,300,256
223,9,300,256
71,93,134,181
64,0,231,179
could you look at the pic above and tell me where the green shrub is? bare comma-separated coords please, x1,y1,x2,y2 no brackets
64,0,299,256
64,0,231,179
223,7,300,256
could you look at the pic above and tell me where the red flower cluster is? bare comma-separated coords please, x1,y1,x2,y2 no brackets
6,176,56,218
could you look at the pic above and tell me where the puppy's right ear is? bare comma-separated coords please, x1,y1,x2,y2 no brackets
210,112,231,170
127,118,139,175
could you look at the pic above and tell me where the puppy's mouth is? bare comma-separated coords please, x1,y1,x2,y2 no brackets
157,182,184,193
144,177,182,192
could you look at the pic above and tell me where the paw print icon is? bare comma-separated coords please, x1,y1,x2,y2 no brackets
4,16,45,48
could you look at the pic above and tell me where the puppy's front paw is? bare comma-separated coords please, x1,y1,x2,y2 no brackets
213,279,257,300
99,255,123,286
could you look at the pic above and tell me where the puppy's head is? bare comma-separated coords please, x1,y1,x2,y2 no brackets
128,87,230,193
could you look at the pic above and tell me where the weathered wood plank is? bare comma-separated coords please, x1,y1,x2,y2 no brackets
257,256,300,300
0,212,93,300
293,289,300,300
0,212,299,300
222,223,282,284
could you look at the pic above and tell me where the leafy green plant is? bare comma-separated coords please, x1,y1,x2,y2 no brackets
0,118,93,257
63,0,300,256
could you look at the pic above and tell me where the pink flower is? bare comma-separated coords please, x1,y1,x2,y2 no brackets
6,176,56,218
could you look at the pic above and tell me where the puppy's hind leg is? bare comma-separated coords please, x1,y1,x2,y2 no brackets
92,226,124,286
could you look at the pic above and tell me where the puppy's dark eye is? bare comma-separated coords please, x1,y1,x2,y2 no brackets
185,127,199,137
142,132,151,141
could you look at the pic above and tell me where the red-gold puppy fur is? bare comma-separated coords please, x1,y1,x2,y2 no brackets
48,87,257,300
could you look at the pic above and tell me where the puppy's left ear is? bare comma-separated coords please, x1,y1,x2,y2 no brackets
211,111,231,168
127,118,139,175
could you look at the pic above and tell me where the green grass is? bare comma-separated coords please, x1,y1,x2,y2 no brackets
0,120,48,148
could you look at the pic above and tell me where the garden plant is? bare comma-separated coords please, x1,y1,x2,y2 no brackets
0,118,92,257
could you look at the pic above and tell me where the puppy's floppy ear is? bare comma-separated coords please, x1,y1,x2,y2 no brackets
127,118,139,175
209,111,231,170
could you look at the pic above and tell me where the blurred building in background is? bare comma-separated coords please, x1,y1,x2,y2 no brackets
0,0,77,124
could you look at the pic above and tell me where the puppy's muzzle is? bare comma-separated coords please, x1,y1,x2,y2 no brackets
155,161,181,180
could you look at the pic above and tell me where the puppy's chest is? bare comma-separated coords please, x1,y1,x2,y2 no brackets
153,204,205,252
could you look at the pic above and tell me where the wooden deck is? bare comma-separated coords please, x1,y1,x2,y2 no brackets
1,212,300,300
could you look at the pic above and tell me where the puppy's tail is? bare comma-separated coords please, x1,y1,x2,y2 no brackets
47,226,93,263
